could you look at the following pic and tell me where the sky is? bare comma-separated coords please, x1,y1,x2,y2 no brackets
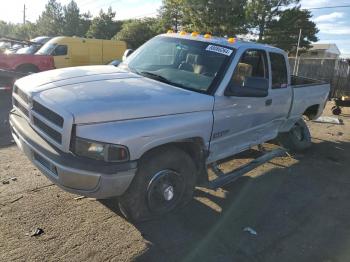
0,0,350,57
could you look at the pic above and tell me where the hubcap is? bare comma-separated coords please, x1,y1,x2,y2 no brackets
163,185,174,201
147,170,185,214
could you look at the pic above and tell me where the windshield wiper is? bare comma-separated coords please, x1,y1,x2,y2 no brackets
138,70,198,92
139,71,173,84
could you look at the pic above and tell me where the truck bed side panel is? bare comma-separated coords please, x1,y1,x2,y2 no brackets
278,83,330,132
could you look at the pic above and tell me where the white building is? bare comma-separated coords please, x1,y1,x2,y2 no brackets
302,44,341,59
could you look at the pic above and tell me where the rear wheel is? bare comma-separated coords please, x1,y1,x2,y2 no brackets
277,118,312,152
118,146,196,222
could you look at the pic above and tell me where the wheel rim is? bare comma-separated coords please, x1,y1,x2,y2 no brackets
291,123,305,141
147,170,185,214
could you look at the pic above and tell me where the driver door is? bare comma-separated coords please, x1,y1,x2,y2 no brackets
209,48,274,162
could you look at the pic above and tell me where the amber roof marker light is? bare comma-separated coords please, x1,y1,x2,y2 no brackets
228,37,236,44
204,33,212,39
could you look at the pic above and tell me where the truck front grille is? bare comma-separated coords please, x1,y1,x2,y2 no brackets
13,85,70,150
13,99,29,118
33,101,64,128
33,116,62,144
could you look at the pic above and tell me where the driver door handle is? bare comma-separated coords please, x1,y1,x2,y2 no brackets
265,99,272,106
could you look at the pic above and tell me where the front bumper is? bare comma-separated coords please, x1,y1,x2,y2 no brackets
9,110,137,199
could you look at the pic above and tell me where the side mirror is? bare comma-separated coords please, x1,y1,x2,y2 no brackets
225,77,269,97
122,49,134,61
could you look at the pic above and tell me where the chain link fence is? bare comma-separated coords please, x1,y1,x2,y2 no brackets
289,57,350,98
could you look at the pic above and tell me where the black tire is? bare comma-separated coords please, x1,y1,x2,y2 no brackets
277,118,312,152
332,106,342,116
119,146,196,222
16,64,39,74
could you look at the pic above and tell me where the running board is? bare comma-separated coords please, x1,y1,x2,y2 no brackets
207,148,287,189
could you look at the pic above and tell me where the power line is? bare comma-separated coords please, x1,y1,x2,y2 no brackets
307,4,350,10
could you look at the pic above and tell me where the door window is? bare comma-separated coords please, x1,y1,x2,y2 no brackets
53,45,68,56
269,53,288,89
231,49,269,88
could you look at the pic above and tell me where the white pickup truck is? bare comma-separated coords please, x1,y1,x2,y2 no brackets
10,33,330,221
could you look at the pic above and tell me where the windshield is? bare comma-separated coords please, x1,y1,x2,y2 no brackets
16,45,39,54
36,43,56,55
123,36,234,93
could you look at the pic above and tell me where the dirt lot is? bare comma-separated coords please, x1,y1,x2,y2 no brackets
1,92,350,262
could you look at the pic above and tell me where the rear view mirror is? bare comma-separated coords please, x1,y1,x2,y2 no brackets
122,49,134,61
225,77,269,97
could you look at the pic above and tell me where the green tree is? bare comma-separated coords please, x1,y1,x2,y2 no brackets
80,12,92,37
13,22,38,39
36,0,64,36
263,8,319,53
86,7,119,39
63,0,81,36
0,21,14,37
246,0,300,41
184,0,247,35
159,0,186,32
114,18,160,49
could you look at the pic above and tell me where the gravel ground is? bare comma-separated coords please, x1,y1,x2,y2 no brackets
1,93,350,262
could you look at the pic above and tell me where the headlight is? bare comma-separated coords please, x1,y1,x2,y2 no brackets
73,137,129,162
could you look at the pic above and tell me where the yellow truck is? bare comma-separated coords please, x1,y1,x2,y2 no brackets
36,36,127,69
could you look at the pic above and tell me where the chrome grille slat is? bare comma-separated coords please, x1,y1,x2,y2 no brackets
31,111,63,133
13,85,30,104
32,101,64,128
13,98,30,118
33,116,62,144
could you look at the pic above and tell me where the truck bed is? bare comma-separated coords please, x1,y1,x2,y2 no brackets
289,75,330,121
291,75,327,88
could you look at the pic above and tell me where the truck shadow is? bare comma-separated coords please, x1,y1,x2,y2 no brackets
101,139,350,262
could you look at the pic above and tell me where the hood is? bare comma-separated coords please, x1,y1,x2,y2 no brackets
17,66,214,124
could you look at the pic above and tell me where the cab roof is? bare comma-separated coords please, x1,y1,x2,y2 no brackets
160,33,285,54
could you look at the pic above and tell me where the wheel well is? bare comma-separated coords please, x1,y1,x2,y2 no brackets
303,104,319,120
16,64,39,73
140,138,209,184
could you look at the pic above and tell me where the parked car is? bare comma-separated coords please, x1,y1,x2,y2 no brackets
15,36,51,55
0,37,127,73
36,36,127,68
10,33,330,221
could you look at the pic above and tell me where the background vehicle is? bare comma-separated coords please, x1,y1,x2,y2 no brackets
36,36,127,68
0,37,127,74
15,36,51,55
10,33,330,222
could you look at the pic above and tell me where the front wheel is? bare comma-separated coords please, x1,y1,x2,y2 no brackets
277,118,312,152
118,146,196,222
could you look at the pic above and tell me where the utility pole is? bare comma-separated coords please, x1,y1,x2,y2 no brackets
23,4,26,24
293,29,302,75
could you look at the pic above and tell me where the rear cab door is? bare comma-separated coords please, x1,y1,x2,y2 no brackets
266,50,293,133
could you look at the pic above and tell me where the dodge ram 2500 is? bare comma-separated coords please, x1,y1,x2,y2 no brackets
10,33,330,221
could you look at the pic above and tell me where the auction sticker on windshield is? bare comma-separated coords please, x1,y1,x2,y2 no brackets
206,45,233,56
